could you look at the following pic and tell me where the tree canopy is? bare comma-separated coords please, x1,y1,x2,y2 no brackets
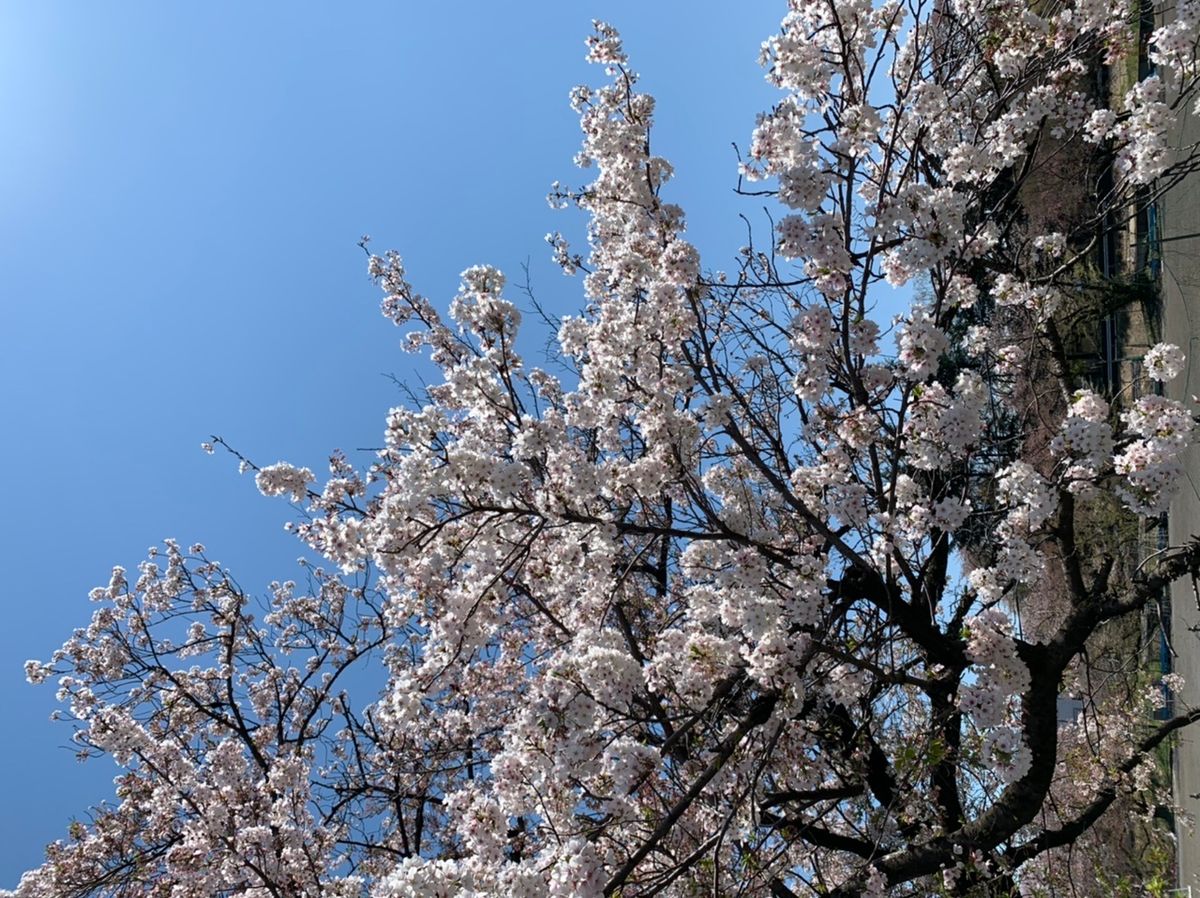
9,2,1200,896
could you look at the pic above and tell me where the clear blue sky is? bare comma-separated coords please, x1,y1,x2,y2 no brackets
0,1,780,882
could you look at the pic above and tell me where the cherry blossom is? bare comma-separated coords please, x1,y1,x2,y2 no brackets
1144,341,1187,382
10,5,1200,898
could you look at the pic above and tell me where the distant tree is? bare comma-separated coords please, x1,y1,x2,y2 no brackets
9,3,1200,896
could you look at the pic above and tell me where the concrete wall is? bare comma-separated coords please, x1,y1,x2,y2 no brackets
1162,73,1200,892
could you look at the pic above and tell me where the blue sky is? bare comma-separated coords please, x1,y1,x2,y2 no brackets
0,1,783,883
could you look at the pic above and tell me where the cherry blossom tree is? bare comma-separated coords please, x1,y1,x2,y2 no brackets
10,1,1200,896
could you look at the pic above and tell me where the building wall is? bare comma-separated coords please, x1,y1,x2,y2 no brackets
1163,87,1200,885
1149,0,1200,875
